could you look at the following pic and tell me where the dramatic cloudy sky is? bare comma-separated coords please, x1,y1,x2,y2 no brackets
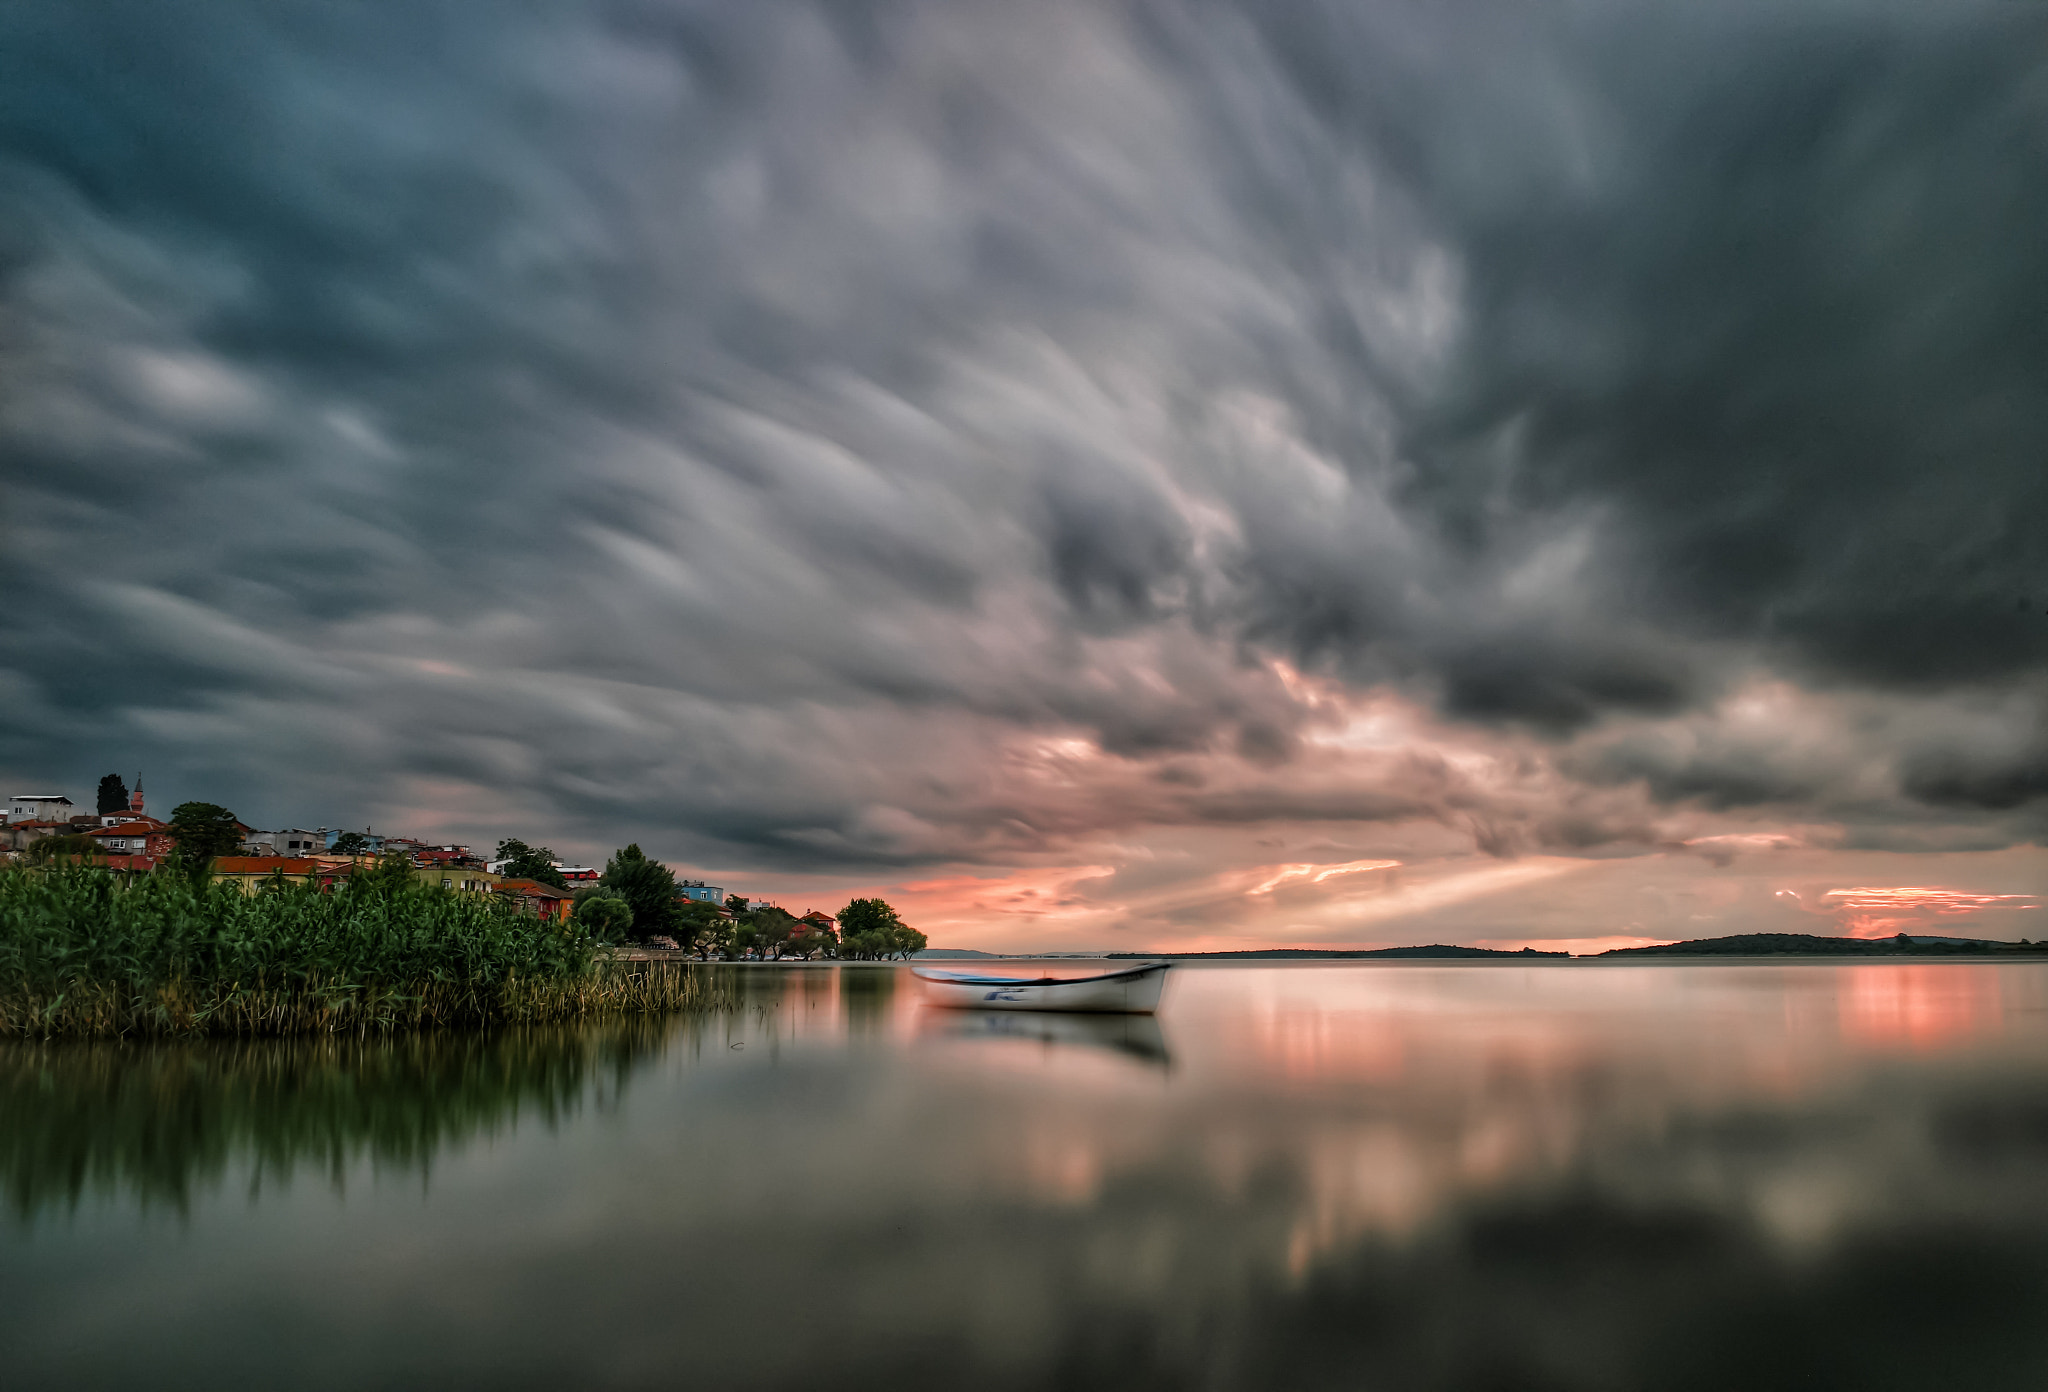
4,0,2047,949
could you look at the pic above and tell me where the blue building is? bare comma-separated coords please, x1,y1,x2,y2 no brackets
677,880,724,905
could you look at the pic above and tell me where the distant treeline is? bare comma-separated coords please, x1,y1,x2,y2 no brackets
1109,935,2046,961
1595,933,2045,957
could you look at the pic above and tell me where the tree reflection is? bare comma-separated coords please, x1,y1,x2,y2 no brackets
0,1020,671,1220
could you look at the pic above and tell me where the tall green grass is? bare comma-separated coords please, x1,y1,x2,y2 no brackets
0,864,721,1037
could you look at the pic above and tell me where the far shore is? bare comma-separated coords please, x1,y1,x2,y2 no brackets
610,945,2048,966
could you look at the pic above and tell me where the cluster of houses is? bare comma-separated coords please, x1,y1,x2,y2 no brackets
0,789,791,931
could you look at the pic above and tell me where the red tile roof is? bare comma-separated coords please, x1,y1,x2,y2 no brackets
22,853,158,870
494,878,574,900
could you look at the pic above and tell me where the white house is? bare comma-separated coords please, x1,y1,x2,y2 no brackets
243,827,327,856
6,794,75,824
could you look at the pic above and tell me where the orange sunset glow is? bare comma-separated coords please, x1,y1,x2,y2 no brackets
1803,886,2041,938
1841,964,2011,1051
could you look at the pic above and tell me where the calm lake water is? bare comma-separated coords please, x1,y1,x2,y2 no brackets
7,960,2048,1390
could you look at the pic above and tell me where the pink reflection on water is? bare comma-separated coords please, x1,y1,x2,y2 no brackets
1840,963,2008,1051
1132,963,2048,1272
724,962,2048,1287
1243,995,1408,1084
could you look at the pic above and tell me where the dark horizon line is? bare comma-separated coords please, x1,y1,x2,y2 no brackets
918,932,2044,961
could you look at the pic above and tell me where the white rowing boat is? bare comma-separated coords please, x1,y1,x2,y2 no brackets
912,961,1171,1014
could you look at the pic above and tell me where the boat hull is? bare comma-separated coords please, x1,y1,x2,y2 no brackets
913,962,1170,1014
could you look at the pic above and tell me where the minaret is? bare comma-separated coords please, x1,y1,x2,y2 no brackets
129,774,144,818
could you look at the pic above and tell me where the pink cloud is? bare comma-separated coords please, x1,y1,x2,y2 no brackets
1814,886,2041,939
1248,859,1402,896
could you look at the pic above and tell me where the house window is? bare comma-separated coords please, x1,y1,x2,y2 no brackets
442,878,451,888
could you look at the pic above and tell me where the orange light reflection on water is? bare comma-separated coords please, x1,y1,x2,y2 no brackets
718,962,2048,1291
1153,963,2048,1275
1840,963,2008,1051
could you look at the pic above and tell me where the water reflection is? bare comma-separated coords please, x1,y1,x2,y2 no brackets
0,1021,670,1219
920,1007,1173,1068
3,962,2047,1390
1841,962,2011,1050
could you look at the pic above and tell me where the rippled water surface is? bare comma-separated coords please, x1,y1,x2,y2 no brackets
7,960,2048,1390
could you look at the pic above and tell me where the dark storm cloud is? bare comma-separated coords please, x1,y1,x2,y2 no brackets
3,0,2047,866
1240,0,2048,689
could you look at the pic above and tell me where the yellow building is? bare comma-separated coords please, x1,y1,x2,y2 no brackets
204,856,501,896
300,854,499,895
205,857,345,894
414,863,500,895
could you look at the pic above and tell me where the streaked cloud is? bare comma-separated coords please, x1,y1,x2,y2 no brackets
1812,885,2042,940
2,0,2045,945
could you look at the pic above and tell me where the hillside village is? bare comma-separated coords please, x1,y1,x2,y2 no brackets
1,778,924,960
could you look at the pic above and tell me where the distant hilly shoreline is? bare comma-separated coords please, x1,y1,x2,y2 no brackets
919,933,2047,961
1591,932,2043,958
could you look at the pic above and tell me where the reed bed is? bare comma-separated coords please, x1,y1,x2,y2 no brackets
0,864,726,1038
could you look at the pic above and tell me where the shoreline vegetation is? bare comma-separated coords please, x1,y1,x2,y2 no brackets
0,862,724,1040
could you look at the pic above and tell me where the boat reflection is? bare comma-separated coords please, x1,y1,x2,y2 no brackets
919,1006,1173,1068
11,965,2048,1391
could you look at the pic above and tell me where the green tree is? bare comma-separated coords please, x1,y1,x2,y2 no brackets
356,851,419,895
27,832,105,864
726,894,751,913
781,924,833,960
599,844,679,941
572,887,632,941
673,900,735,958
835,899,927,960
495,838,568,890
95,774,129,815
747,906,799,958
674,899,724,931
168,802,244,863
687,916,735,961
731,919,760,959
332,831,374,855
837,898,901,939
